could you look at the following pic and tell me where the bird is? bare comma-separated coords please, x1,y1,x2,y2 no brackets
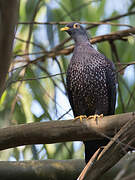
60,22,116,164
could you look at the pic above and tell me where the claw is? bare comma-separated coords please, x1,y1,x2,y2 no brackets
87,114,103,121
74,115,87,122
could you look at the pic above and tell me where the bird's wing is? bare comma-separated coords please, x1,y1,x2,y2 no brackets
66,72,76,117
67,87,75,113
105,59,117,115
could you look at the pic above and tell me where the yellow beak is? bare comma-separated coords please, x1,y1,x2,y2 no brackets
60,27,70,31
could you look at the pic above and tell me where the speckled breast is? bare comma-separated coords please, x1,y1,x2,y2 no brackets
66,46,110,116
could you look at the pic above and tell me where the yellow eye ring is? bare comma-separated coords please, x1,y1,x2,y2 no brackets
73,23,80,29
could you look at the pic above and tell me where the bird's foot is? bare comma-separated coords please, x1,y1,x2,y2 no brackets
87,114,103,124
74,115,87,122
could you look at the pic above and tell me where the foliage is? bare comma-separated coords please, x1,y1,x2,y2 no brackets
0,0,135,178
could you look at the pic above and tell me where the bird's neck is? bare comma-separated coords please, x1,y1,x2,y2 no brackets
74,34,90,45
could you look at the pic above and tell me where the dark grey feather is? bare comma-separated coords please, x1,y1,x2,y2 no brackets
62,22,116,163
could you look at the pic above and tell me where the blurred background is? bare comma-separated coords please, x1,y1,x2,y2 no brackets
0,0,135,173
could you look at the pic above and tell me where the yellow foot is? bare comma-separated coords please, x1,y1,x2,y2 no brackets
87,114,103,121
74,115,87,122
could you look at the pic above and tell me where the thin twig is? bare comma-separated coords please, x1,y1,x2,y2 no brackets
54,57,67,90
118,77,126,113
37,63,66,95
39,10,135,52
14,51,45,57
55,0,75,21
25,0,42,52
18,21,133,28
8,72,66,85
15,37,44,49
119,75,135,105
57,108,72,120
126,85,135,109
109,40,120,63
86,10,135,30
116,61,135,75
78,148,102,180
14,27,135,59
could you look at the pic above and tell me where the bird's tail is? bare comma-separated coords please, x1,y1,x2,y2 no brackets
84,139,109,164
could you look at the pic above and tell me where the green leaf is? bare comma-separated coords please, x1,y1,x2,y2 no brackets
6,66,24,88
46,5,55,48
19,83,34,123
25,67,52,120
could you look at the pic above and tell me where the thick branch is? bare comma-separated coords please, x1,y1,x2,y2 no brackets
90,27,135,43
0,112,134,151
0,0,19,97
0,159,85,180
14,27,135,64
80,116,135,180
38,27,135,58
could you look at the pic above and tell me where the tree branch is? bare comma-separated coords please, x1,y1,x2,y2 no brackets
0,159,85,180
0,112,134,151
18,21,133,28
13,27,135,65
78,115,135,180
0,0,19,97
34,27,135,58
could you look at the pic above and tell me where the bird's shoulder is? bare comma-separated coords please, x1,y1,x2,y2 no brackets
72,43,114,69
73,43,97,56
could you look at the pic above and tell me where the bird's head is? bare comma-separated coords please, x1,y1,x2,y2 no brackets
60,22,89,44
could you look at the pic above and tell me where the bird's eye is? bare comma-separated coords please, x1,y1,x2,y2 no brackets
73,23,80,29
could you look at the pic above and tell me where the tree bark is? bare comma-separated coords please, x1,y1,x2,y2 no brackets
79,116,135,180
0,0,19,97
0,159,85,180
0,112,134,151
42,27,135,58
